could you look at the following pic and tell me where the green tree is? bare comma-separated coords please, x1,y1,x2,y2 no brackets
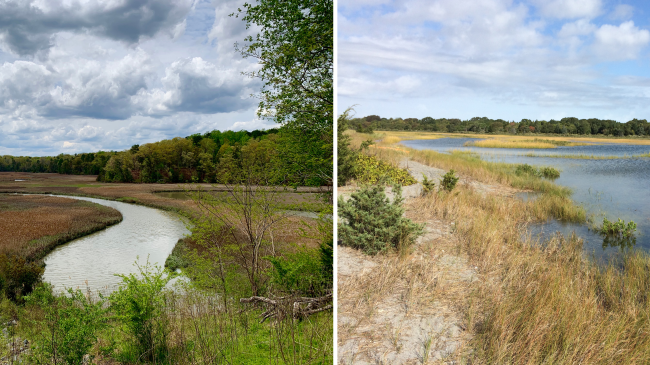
338,185,424,255
235,0,333,131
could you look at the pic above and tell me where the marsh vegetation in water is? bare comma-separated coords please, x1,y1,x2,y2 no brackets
402,137,650,260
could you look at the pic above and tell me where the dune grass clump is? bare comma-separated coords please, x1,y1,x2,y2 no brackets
540,166,560,179
382,135,402,144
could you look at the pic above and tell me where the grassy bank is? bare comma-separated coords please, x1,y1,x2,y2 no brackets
380,140,648,363
523,151,650,159
409,182,650,364
462,138,592,149
371,130,650,145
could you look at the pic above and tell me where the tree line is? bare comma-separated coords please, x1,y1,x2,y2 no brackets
351,115,650,137
0,127,330,187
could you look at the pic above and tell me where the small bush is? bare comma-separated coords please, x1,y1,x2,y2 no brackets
540,166,561,179
164,238,190,272
354,154,417,186
440,170,460,192
421,174,436,196
600,218,637,238
0,253,44,302
338,185,424,255
515,163,540,177
266,246,328,296
109,261,172,362
26,284,107,365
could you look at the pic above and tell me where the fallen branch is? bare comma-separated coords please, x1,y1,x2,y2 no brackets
240,293,333,323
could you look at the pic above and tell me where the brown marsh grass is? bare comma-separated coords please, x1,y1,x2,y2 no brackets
0,194,122,261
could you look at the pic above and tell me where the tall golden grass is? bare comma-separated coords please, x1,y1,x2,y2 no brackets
374,130,650,146
410,185,650,364
523,152,650,160
464,139,557,149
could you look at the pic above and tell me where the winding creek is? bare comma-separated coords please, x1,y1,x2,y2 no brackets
41,195,190,293
401,138,650,261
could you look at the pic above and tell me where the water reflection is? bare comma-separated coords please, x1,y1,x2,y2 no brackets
42,195,190,294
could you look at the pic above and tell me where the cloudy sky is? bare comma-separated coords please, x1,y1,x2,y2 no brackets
338,0,650,123
0,0,275,156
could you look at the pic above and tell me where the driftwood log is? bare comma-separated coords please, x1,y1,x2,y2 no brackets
240,293,333,323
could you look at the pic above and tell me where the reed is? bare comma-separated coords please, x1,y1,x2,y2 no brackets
523,152,650,159
464,139,558,149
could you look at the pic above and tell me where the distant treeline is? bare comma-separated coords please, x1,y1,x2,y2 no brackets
0,128,328,186
350,115,650,137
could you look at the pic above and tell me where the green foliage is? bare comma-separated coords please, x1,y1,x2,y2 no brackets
355,123,374,134
235,0,333,131
345,114,650,137
164,238,190,272
515,164,561,180
338,185,424,255
540,166,561,179
25,284,107,365
421,173,436,195
355,154,417,185
266,246,328,296
338,108,358,186
440,169,460,192
0,253,44,302
600,218,637,239
515,163,540,177
109,261,172,362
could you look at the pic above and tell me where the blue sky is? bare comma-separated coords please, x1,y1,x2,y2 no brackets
0,0,275,156
338,0,650,123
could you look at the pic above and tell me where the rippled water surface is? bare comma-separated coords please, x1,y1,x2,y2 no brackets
402,138,650,259
42,195,189,293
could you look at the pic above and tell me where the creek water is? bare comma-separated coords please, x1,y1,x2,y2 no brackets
42,195,190,293
401,138,650,261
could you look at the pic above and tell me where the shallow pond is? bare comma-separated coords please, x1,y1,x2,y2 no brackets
42,195,190,293
402,138,650,260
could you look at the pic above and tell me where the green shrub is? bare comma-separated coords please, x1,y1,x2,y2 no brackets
26,284,107,365
109,261,172,362
354,154,417,185
540,166,561,179
164,238,190,272
266,245,328,296
440,170,460,192
338,185,424,255
0,253,44,302
515,163,540,177
421,173,436,195
600,218,637,238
